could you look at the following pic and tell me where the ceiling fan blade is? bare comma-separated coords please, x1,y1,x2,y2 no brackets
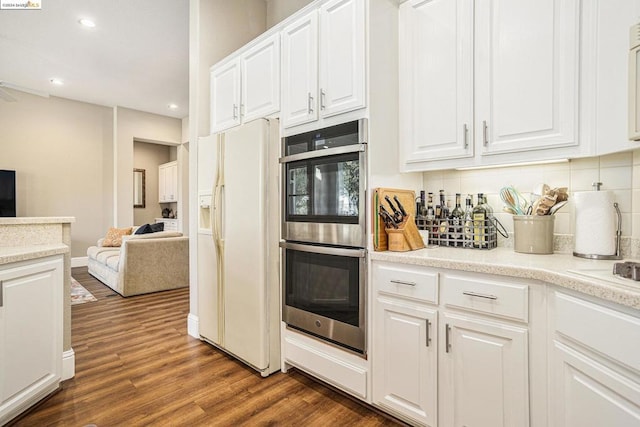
0,81,49,98
0,87,17,102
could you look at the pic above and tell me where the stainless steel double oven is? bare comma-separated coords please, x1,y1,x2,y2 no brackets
280,119,367,355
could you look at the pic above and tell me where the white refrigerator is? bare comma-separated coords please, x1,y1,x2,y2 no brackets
197,118,281,376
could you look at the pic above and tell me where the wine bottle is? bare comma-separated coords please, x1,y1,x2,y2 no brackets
463,194,474,248
437,190,449,244
472,192,488,248
426,192,435,220
449,193,464,246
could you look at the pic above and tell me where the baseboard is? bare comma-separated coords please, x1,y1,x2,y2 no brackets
62,348,75,380
187,313,199,339
71,256,88,268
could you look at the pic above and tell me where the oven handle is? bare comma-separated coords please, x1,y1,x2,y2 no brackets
279,143,366,164
279,241,366,258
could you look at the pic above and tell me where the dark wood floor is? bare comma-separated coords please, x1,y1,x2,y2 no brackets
11,267,402,427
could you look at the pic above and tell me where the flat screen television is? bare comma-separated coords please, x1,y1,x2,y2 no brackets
0,170,16,217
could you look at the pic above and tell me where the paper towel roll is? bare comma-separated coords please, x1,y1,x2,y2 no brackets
574,191,616,256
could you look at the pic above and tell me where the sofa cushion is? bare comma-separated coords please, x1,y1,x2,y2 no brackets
87,245,120,261
105,255,120,271
134,223,164,235
102,227,133,247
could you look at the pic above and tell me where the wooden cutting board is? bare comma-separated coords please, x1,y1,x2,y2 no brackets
373,188,417,251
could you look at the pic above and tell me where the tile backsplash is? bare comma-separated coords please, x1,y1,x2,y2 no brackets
422,150,639,243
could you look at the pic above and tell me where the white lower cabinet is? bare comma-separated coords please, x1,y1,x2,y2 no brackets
0,255,63,425
549,290,640,427
373,296,437,426
439,312,529,427
372,261,531,427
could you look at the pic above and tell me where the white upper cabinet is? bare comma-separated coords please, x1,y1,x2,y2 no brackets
211,59,241,133
281,0,366,129
400,0,582,171
281,11,319,128
399,0,474,164
476,0,579,156
211,33,280,134
159,161,178,203
241,34,280,124
319,0,366,118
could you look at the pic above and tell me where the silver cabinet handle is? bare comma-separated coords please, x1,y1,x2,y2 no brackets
320,89,326,110
307,92,314,114
233,104,238,120
390,279,416,287
0,280,3,307
445,323,451,353
483,120,488,146
463,123,469,149
425,319,431,347
463,291,498,300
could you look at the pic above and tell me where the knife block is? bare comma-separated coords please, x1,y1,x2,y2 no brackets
386,214,426,252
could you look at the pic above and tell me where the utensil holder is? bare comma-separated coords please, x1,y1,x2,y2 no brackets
513,215,555,254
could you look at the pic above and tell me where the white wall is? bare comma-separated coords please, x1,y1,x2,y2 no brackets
0,89,114,257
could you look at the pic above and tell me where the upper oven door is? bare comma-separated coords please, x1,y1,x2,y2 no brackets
281,120,367,247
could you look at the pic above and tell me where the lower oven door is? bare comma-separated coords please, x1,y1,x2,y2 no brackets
281,241,366,354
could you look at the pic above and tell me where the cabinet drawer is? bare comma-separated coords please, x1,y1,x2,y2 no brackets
442,274,529,322
373,262,438,304
554,291,640,374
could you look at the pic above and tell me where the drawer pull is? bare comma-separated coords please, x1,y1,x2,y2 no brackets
425,319,431,347
390,279,416,287
463,291,498,300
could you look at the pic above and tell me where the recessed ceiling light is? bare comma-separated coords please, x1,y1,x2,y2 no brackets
50,78,64,86
168,103,178,110
79,18,96,28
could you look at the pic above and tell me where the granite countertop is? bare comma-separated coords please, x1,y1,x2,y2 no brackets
0,244,70,265
370,247,640,310
0,217,75,225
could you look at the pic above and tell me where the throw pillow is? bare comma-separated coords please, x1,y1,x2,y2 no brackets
150,222,164,232
134,224,153,235
102,227,133,247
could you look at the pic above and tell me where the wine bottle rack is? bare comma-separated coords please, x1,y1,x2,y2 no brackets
415,217,498,250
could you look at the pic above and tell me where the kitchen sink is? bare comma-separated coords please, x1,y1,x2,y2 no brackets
566,268,640,290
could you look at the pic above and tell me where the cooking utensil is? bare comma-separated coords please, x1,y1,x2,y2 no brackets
379,206,398,229
500,186,527,215
394,195,408,218
384,195,404,223
548,200,568,215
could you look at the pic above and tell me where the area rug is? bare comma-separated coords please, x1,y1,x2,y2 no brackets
71,277,97,305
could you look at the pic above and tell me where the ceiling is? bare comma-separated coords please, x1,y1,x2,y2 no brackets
0,0,189,119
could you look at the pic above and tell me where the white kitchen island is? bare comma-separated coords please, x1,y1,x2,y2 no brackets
0,217,74,425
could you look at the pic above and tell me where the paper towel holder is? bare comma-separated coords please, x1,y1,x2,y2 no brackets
573,202,622,260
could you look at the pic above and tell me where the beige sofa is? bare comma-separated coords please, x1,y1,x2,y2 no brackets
87,230,189,297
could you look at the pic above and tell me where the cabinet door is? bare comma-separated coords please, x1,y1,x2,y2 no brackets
399,0,473,164
0,257,62,424
475,0,579,155
281,10,318,128
319,0,366,118
158,164,167,202
373,296,437,426
168,163,177,202
211,59,241,133
241,33,280,124
551,341,640,427
440,312,529,427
